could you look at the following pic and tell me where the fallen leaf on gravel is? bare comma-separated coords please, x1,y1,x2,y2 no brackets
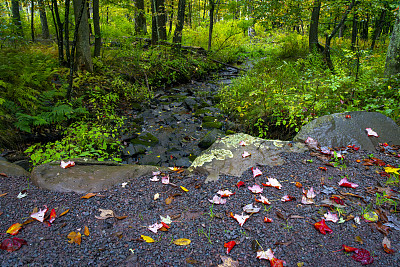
115,215,127,220
59,209,69,217
384,166,400,175
141,235,154,243
180,186,189,192
154,193,160,200
165,196,174,205
363,211,378,222
242,151,251,158
382,237,395,254
255,195,271,205
372,221,390,235
230,212,250,226
186,257,200,264
84,226,90,236
257,249,286,267
162,175,170,184
150,176,159,182
324,211,338,223
31,205,48,222
301,195,314,205
243,203,260,213
121,182,128,188
295,182,302,188
264,217,273,223
224,240,236,253
67,231,81,245
148,223,163,233
319,166,327,171
248,184,263,193
239,140,246,146
0,192,8,197
236,181,245,188
340,245,374,265
17,190,27,199
160,215,172,224
0,237,27,252
281,195,295,202
338,177,358,188
262,178,282,189
289,215,304,219
49,209,56,224
305,137,319,150
209,195,227,204
304,187,316,198
218,255,239,267
60,160,75,169
0,211,2,216
276,211,286,220
173,238,191,246
0,173,7,177
321,186,336,195
95,209,114,219
314,219,333,235
81,193,97,199
217,190,235,197
6,223,22,235
251,167,262,178
355,236,363,244
365,128,378,137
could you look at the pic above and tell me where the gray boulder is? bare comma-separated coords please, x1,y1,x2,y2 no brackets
294,111,400,151
198,129,225,149
189,133,307,183
31,159,164,193
0,160,30,177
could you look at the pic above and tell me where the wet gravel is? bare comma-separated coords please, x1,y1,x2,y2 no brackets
1,150,400,266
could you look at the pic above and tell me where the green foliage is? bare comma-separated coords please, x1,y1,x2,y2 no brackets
25,120,123,167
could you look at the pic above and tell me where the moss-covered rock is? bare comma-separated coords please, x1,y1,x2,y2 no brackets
130,132,159,147
202,121,223,129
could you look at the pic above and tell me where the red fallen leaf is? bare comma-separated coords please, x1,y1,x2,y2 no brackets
251,167,263,178
6,223,22,235
345,115,351,119
0,237,27,252
319,166,327,171
281,195,295,202
224,240,236,254
161,222,170,229
236,181,245,188
60,160,75,169
314,219,333,235
383,244,395,254
49,209,56,224
342,245,358,252
270,257,286,267
338,177,358,188
263,217,273,223
352,248,374,265
379,171,390,177
331,196,345,205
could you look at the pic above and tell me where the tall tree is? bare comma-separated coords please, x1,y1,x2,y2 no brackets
351,7,358,51
309,0,322,52
72,0,93,72
151,0,167,44
135,0,147,35
30,0,35,41
208,0,215,51
384,6,400,76
11,0,23,37
93,0,101,57
173,0,186,44
371,8,386,50
38,0,50,39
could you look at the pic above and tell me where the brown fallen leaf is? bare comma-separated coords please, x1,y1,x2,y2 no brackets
21,217,35,226
114,232,123,239
345,214,355,222
186,257,200,264
95,209,114,219
289,215,305,219
274,241,293,246
81,193,97,199
67,231,81,245
84,226,90,236
355,236,363,244
115,215,128,220
218,255,239,267
165,196,174,205
382,237,395,254
371,222,390,235
0,173,8,177
276,210,286,220
0,193,8,197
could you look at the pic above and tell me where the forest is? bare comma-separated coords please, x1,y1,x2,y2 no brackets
0,0,400,167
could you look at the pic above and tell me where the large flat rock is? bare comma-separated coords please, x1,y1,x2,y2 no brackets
294,111,400,151
188,133,307,183
31,160,164,193
0,160,30,177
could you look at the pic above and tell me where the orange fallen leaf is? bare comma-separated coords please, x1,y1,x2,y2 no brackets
0,192,8,197
115,215,128,220
81,193,97,199
0,173,8,177
6,223,22,235
59,209,70,217
295,182,302,188
84,226,90,236
165,196,174,205
67,231,81,245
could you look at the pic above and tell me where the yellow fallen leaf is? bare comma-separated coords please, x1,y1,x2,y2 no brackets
173,238,191,246
84,226,90,236
67,231,82,245
59,209,70,217
81,193,97,199
6,223,22,235
141,235,155,243
165,196,174,205
180,186,188,192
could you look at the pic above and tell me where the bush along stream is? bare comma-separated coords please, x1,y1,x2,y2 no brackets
119,66,243,168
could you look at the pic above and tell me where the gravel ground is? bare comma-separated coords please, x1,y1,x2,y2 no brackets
1,149,400,266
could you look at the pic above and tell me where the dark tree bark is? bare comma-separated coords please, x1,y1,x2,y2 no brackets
371,9,386,50
65,0,71,65
309,0,323,52
11,0,23,37
361,14,369,40
135,0,147,35
157,0,167,40
30,0,35,42
72,0,93,72
151,0,167,44
38,0,50,39
384,7,400,76
173,0,186,44
51,0,65,65
351,10,358,51
208,0,215,51
168,1,174,36
93,0,101,57
188,0,192,27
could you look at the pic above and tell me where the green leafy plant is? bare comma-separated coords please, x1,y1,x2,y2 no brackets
332,152,347,170
376,192,398,212
197,226,213,244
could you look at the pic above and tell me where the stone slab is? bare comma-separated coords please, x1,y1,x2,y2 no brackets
0,160,30,177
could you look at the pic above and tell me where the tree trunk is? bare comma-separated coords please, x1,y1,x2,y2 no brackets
168,1,174,37
173,0,186,44
151,0,159,44
151,0,167,44
351,11,358,51
208,0,215,51
384,7,400,76
65,0,71,65
309,0,323,53
30,0,35,42
135,0,147,35
188,0,192,27
72,0,93,72
93,0,101,57
371,9,386,50
361,14,369,40
157,0,167,41
52,0,65,66
11,0,23,37
38,0,50,39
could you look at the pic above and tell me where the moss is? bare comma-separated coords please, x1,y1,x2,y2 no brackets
130,132,159,147
203,116,218,123
194,108,212,116
202,121,223,129
226,130,236,135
